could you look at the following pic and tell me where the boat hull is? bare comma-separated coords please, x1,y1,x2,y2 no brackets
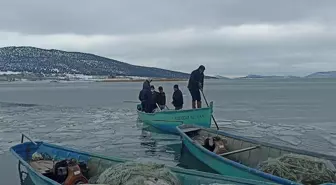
177,125,331,185
179,132,280,183
137,102,213,134
177,125,336,185
10,138,279,185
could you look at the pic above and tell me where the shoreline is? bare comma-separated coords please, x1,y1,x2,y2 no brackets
96,78,188,82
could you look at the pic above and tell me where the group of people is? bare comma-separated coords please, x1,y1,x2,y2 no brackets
138,65,205,113
138,81,184,113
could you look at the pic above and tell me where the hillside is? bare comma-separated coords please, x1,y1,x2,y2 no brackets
305,71,336,78
0,46,190,78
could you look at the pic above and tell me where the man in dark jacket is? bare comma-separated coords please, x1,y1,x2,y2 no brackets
172,84,183,110
156,86,166,110
187,65,205,109
138,80,152,113
150,85,158,112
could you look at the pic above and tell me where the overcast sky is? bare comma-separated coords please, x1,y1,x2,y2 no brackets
1,0,336,76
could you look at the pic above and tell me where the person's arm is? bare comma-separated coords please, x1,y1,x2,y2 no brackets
174,91,182,105
163,93,166,105
155,92,159,104
192,71,203,89
189,71,197,85
180,91,184,105
172,92,176,105
200,74,204,90
138,91,142,101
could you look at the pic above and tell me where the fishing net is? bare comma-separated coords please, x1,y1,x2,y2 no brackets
31,152,52,161
257,154,336,185
93,162,181,185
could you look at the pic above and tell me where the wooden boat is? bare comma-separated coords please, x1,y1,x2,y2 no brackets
10,134,279,185
137,102,213,134
177,125,336,185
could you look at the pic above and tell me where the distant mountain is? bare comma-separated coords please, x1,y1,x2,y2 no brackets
0,46,192,78
305,71,336,78
238,74,300,79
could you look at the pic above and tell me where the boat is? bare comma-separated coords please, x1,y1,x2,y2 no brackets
176,125,336,185
10,134,278,185
137,102,213,134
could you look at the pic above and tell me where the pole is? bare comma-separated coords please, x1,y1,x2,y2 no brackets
123,100,140,103
200,89,219,130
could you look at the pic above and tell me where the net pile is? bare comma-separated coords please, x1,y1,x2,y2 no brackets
31,152,52,161
93,162,181,185
258,154,336,185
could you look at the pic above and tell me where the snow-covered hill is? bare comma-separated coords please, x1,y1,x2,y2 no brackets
0,46,190,78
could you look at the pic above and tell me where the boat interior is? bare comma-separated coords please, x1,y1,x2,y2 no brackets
13,142,124,184
12,140,276,185
182,126,336,169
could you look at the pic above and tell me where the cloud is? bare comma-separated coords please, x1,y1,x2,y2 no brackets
1,0,336,76
2,21,336,76
1,0,335,35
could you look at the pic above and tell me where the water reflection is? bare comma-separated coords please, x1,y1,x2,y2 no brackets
141,124,218,173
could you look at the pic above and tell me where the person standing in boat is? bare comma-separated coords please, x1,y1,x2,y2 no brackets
172,84,183,110
138,79,152,113
157,86,166,110
187,65,205,109
150,85,159,112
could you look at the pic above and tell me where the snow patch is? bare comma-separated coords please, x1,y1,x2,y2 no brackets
65,74,94,80
0,71,21,75
51,68,60,73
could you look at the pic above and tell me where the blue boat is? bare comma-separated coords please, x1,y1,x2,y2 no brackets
177,125,336,185
11,134,279,185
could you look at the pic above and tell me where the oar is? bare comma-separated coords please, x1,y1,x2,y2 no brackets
112,141,156,146
155,103,161,111
200,89,219,130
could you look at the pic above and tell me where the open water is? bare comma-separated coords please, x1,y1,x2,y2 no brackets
1,79,336,185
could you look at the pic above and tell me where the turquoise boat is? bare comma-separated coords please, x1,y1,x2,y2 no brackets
177,125,336,185
10,134,278,185
137,102,213,134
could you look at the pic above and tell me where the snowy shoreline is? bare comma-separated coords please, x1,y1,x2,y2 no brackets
0,71,188,83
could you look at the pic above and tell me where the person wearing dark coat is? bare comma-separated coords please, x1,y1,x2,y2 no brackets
138,80,152,113
172,84,183,110
156,86,166,110
150,85,158,112
187,65,205,109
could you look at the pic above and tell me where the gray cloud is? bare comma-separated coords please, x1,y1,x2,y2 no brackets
1,0,336,76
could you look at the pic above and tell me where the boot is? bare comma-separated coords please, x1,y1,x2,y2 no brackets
197,101,202,108
192,101,196,109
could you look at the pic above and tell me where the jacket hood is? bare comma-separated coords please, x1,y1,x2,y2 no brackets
142,80,150,90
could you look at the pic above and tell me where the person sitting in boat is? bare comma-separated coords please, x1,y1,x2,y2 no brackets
157,86,166,110
204,136,228,154
138,79,152,113
204,137,216,152
172,84,183,110
188,65,205,109
213,136,228,154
